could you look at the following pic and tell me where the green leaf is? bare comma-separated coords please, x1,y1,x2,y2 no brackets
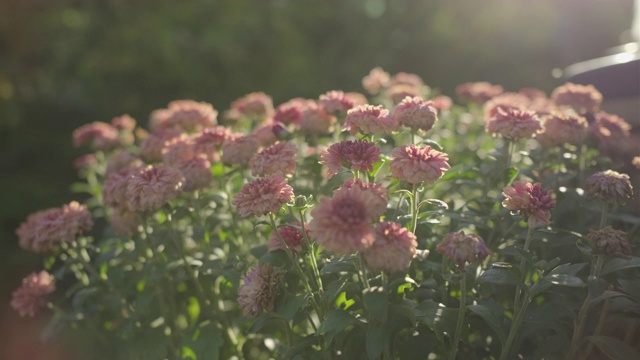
478,268,522,287
587,335,640,360
467,304,506,345
187,297,200,324
363,288,388,322
318,309,358,344
412,300,459,342
576,239,594,256
276,294,308,320
182,346,197,360
545,274,585,287
366,322,389,359
322,277,349,303
422,139,443,151
417,198,448,210
601,256,640,276
591,290,628,306
189,321,223,360
321,259,357,274
548,263,587,276
504,167,519,185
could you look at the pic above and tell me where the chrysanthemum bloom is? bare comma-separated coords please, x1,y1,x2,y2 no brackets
551,82,603,114
345,92,368,107
193,126,230,162
299,107,336,135
105,150,144,177
11,271,55,317
232,172,294,217
485,107,542,140
161,134,198,166
139,129,182,162
73,154,97,170
252,120,280,146
389,72,424,89
633,157,640,170
455,82,504,104
436,231,489,268
166,100,218,131
394,96,439,132
502,181,556,228
362,67,390,95
592,111,632,138
221,108,242,124
221,135,260,166
319,90,354,115
111,114,136,131
585,170,634,204
238,264,281,318
587,226,633,256
320,140,382,178
231,92,274,118
126,165,184,212
344,105,397,135
110,208,140,237
16,202,93,253
335,179,388,219
363,221,417,273
268,222,310,252
309,186,377,255
103,168,139,209
386,84,422,104
431,95,453,112
73,122,120,150
273,98,316,125
178,157,213,191
535,113,588,148
250,141,298,177
389,145,451,184
483,93,529,119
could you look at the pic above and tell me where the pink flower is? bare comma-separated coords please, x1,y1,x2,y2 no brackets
502,181,556,228
110,114,136,130
309,185,379,255
161,134,197,166
268,222,310,252
273,98,316,125
334,178,388,220
389,72,424,88
193,126,230,162
456,82,504,104
221,135,260,166
362,67,390,95
535,113,588,148
344,105,396,135
250,141,298,177
394,96,439,132
139,129,182,162
105,150,144,176
11,271,55,317
320,140,382,178
587,226,633,256
151,100,218,132
252,120,280,146
126,165,184,212
299,107,336,136
238,264,281,318
177,157,213,191
389,145,450,184
436,231,489,268
589,112,632,153
319,90,354,115
485,107,542,140
232,172,294,217
585,170,633,204
72,122,120,150
430,95,453,112
363,221,417,273
632,157,640,170
110,208,140,237
551,82,602,114
385,84,422,104
231,92,274,118
345,92,368,107
16,202,93,253
483,93,529,119
103,167,139,209
73,154,97,170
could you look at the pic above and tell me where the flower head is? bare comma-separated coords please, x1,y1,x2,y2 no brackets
139,129,182,162
633,157,640,170
273,98,316,125
111,114,136,131
103,167,139,209
319,90,354,115
126,165,184,212
238,264,281,318
16,202,93,253
11,271,55,317
430,95,453,112
389,145,450,184
299,107,336,135
344,105,396,135
193,126,230,162
389,72,424,88
151,100,218,132
232,172,294,217
73,122,120,150
386,84,422,104
231,92,274,118
268,222,310,252
535,113,588,148
110,208,140,237
362,67,390,95
105,150,144,176
320,140,382,178
587,226,633,256
250,141,298,177
485,107,542,140
363,221,417,273
251,120,280,146
551,82,602,114
456,82,504,104
585,170,633,204
502,181,556,228
436,231,489,268
221,135,260,166
394,96,439,132
334,179,388,219
177,156,213,191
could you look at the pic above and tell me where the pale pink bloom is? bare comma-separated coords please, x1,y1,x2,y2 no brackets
232,172,294,217
139,129,182,162
16,202,93,253
436,231,489,268
73,154,97,170
394,96,439,132
252,120,280,146
268,222,310,252
309,186,377,255
587,226,633,256
591,111,631,138
238,264,281,318
389,72,424,88
105,150,144,176
535,113,588,148
110,208,140,237
193,126,230,162
103,167,139,209
389,145,450,184
111,114,136,130
485,107,542,140
519,87,547,100
551,82,602,114
345,92,368,107
126,165,184,212
483,92,529,119
585,170,633,204
250,141,297,177
273,98,316,125
502,181,555,228
299,107,336,136
363,221,417,273
344,105,396,135
335,179,388,219
320,140,382,178
430,95,453,112
150,100,218,132
72,122,120,150
221,135,260,166
362,67,390,95
178,157,213,191
162,134,197,166
386,84,422,104
319,90,354,115
589,113,634,157
632,157,640,170
11,271,55,317
221,108,242,124
455,82,504,104
231,92,274,118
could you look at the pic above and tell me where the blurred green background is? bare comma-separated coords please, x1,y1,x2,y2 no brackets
0,0,634,355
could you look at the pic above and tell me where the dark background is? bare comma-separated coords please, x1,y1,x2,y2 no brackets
0,0,635,356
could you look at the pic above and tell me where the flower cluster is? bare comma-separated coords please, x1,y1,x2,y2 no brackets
11,271,55,317
502,181,556,228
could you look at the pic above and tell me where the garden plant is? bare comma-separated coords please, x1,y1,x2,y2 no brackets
10,67,640,359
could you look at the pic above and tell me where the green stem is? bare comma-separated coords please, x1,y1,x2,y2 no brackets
410,183,420,234
568,255,604,359
505,139,514,170
599,202,609,229
358,253,371,289
450,272,467,360
299,209,323,294
584,295,612,358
